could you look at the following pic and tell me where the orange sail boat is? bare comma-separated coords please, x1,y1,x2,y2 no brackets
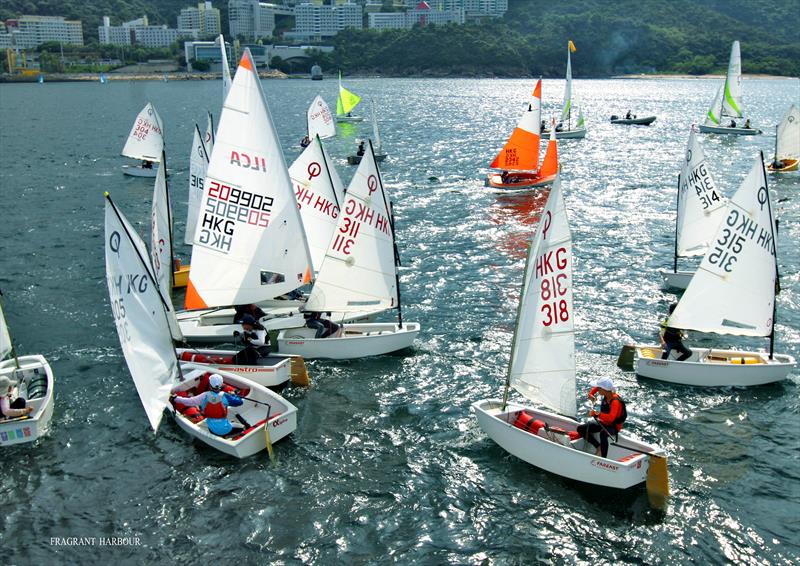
486,79,559,190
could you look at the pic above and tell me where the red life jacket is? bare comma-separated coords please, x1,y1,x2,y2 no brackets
201,391,227,419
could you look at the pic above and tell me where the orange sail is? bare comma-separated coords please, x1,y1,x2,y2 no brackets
538,125,559,179
490,80,542,170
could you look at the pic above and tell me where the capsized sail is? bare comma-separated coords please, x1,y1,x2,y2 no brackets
308,95,336,140
775,104,800,161
305,142,398,313
491,80,541,171
289,135,345,273
336,72,362,116
185,125,210,245
121,103,164,162
0,299,12,360
722,40,743,118
676,129,727,256
185,49,313,310
105,195,179,432
220,34,232,103
704,84,724,126
509,176,576,417
669,154,777,337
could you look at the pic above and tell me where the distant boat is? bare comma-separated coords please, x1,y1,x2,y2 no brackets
348,98,387,164
37,74,44,84
698,41,762,136
99,73,107,84
306,94,336,145
610,114,656,125
311,64,323,80
335,71,364,122
162,73,168,82
121,102,164,178
543,41,586,139
767,104,799,172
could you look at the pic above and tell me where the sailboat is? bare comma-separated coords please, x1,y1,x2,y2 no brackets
304,95,336,147
121,102,164,178
767,104,799,172
485,79,559,190
472,178,668,496
698,41,762,136
543,42,587,139
621,153,796,386
105,193,297,457
276,141,420,359
0,290,55,446
348,98,387,165
660,127,727,290
335,71,364,123
99,73,107,84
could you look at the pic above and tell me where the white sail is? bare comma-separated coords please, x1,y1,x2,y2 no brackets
670,155,777,337
185,125,210,245
561,47,572,123
307,95,336,140
722,41,743,118
185,49,313,310
776,104,800,160
370,98,382,152
510,177,576,418
220,35,232,104
676,129,727,256
305,142,398,313
289,136,345,273
105,196,179,432
0,300,12,360
121,103,164,162
204,111,215,157
704,84,724,126
151,161,172,295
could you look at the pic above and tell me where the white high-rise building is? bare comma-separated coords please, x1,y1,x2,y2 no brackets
99,15,197,47
288,2,363,41
1,15,84,49
229,0,285,40
178,2,221,36
368,1,464,30
404,0,506,18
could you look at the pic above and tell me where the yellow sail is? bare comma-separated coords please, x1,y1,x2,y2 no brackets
336,72,362,115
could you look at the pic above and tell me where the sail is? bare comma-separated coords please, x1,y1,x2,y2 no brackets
308,95,336,140
185,49,313,310
204,111,215,157
669,154,777,337
0,300,12,360
220,35,232,103
336,72,361,116
105,195,179,432
305,142,398,313
289,135,345,273
561,47,572,122
538,126,559,178
676,129,727,256
150,161,172,294
185,125,210,245
575,104,586,129
704,84,724,126
370,98,382,152
510,177,576,417
776,104,800,160
121,103,164,162
722,41,743,118
490,80,541,171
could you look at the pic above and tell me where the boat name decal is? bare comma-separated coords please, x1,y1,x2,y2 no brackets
591,459,619,472
272,417,288,428
197,181,274,253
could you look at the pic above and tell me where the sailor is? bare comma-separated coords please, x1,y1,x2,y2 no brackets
356,140,366,157
233,314,270,365
0,375,33,419
500,171,510,184
660,303,692,361
304,311,341,339
141,160,153,169
555,122,564,132
300,134,311,148
730,119,737,128
625,110,632,119
233,304,266,324
576,377,627,457
172,374,244,436
744,119,751,129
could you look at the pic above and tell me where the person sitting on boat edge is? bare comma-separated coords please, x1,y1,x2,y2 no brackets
576,377,626,458
744,119,751,129
0,375,33,419
141,160,153,169
625,110,632,119
233,314,270,365
172,374,244,436
660,303,692,361
304,311,341,339
233,303,266,324
356,140,365,157
729,119,737,128
300,134,311,148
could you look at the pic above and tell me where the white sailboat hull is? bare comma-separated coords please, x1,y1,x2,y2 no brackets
659,269,694,290
698,124,762,136
472,400,662,489
175,348,292,388
0,355,55,446
169,364,297,458
542,127,586,139
121,164,160,178
277,322,419,359
634,345,796,386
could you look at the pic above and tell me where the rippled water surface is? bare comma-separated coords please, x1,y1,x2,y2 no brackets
1,77,799,564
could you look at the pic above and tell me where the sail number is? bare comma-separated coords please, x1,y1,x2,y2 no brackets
109,273,149,343
536,246,570,327
708,208,775,273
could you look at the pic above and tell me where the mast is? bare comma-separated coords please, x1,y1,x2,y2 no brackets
760,152,778,359
673,173,680,273
372,139,403,328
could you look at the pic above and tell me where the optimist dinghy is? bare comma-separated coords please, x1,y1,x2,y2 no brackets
121,103,165,177
660,127,727,290
767,104,799,172
105,193,297,457
542,42,587,139
472,177,668,500
175,348,309,389
307,95,336,143
485,79,559,190
698,41,762,136
348,99,387,164
0,294,55,446
621,153,796,386
277,141,420,359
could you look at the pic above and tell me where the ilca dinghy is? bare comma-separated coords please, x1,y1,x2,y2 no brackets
698,41,762,136
543,41,587,139
621,153,796,386
767,104,799,172
660,127,727,290
472,178,669,501
0,290,55,446
121,102,165,177
277,141,420,359
105,193,297,457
